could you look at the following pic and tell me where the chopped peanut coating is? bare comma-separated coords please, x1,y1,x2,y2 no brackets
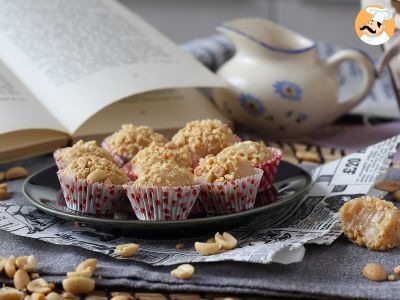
340,196,400,251
131,142,191,177
132,162,194,187
56,140,114,168
217,141,275,166
108,124,167,157
172,119,236,158
194,155,255,183
63,156,127,185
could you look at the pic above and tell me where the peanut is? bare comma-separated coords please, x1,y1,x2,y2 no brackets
87,170,107,183
215,232,237,250
16,255,37,272
194,242,221,256
31,273,40,280
0,287,24,300
388,274,397,281
111,296,134,300
0,256,6,273
76,259,97,273
5,256,17,278
5,167,29,180
14,269,30,290
111,293,135,300
0,189,11,201
393,190,400,202
375,181,400,193
66,269,92,278
45,293,62,300
170,264,194,280
62,277,95,295
175,243,185,250
110,292,134,299
0,172,4,181
31,293,45,300
27,278,52,294
206,237,215,243
115,243,139,257
395,266,400,276
0,183,7,190
362,263,387,281
60,292,79,300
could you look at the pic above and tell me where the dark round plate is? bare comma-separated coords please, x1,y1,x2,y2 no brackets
22,161,311,236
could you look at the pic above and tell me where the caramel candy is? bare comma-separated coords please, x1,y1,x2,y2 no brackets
340,196,400,251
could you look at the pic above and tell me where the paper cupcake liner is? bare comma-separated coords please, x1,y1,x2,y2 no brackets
257,147,282,192
197,168,263,215
57,171,126,215
122,162,138,181
124,184,201,221
53,149,65,169
101,136,127,166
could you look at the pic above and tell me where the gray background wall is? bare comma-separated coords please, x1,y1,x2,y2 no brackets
119,0,380,57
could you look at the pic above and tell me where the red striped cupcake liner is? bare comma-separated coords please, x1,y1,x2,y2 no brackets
57,171,126,215
257,147,282,192
197,168,263,215
124,184,201,221
53,149,65,169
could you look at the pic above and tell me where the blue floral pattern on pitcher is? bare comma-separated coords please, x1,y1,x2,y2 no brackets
273,81,302,101
239,93,266,116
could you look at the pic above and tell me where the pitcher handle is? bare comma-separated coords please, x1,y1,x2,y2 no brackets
326,49,375,116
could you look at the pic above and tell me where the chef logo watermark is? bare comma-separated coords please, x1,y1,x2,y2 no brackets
355,5,395,45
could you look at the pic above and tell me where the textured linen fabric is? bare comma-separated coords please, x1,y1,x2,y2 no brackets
1,155,400,299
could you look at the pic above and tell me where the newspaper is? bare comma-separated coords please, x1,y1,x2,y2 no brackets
182,35,400,119
0,136,399,265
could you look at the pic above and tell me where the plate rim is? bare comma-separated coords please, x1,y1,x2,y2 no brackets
22,161,312,228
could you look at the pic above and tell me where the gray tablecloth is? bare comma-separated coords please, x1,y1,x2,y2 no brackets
1,155,400,300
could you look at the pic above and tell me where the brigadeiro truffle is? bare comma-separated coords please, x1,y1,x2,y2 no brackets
57,155,128,214
124,161,200,221
171,119,237,164
217,141,282,191
194,155,263,214
53,140,115,169
102,124,167,165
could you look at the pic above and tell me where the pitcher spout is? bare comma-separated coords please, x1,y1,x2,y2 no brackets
217,18,316,56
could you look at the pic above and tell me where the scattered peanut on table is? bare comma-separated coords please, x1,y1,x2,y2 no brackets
0,189,10,201
215,232,237,250
0,166,29,201
175,243,185,250
194,242,221,256
170,264,195,280
115,243,139,257
4,166,29,180
194,232,238,256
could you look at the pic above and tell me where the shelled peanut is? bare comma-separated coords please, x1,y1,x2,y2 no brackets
0,166,29,201
194,232,237,256
375,180,400,201
0,255,99,299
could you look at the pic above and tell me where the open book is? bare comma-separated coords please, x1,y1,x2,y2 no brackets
0,0,228,163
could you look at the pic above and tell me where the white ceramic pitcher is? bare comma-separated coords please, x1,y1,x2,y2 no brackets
213,18,376,138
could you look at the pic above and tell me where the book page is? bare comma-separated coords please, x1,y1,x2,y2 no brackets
0,61,65,134
0,0,225,134
74,88,232,139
